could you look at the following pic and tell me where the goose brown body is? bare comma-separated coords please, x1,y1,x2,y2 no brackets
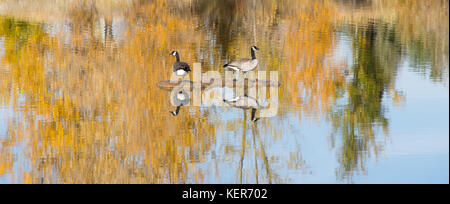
224,46,260,73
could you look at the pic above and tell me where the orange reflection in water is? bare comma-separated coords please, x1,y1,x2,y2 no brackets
0,0,447,183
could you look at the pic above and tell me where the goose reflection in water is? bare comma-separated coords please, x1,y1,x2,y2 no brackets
170,86,191,116
164,78,273,122
223,95,268,123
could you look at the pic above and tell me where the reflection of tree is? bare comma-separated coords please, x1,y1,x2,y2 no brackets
0,2,220,183
0,0,447,183
395,0,448,83
0,17,47,179
408,36,449,83
235,113,275,184
0,18,45,67
189,0,285,71
329,22,403,181
336,0,449,83
335,0,371,8
0,0,290,184
192,0,243,56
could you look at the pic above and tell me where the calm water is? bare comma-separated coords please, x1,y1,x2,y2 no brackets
0,0,448,184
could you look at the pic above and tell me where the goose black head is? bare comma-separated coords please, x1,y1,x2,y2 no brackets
251,46,260,51
170,51,180,61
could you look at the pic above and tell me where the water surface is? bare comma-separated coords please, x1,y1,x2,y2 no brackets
0,0,448,184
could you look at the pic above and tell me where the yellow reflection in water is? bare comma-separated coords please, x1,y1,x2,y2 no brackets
0,0,448,183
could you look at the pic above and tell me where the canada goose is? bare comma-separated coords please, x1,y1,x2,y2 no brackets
170,89,190,116
223,46,260,73
170,51,191,78
223,95,262,122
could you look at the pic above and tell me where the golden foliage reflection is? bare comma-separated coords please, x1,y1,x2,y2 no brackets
0,0,447,183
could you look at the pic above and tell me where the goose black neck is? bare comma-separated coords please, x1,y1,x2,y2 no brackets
175,53,180,62
251,48,256,60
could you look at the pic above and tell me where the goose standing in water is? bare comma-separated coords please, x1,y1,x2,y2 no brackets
223,46,260,74
223,95,263,122
170,51,191,79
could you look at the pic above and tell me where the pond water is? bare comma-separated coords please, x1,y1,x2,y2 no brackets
0,0,448,184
